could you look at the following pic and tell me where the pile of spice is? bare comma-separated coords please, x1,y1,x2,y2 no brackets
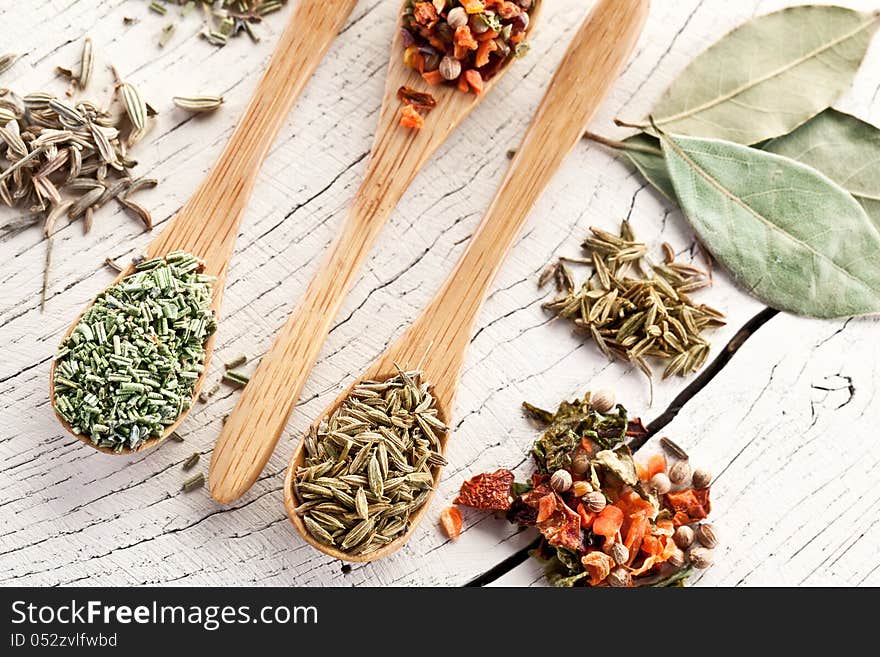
0,40,158,306
293,369,448,556
399,0,534,129
53,251,217,451
449,391,717,587
145,1,288,48
541,221,725,393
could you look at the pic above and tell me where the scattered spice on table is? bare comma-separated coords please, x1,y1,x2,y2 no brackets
541,221,725,398
293,368,448,556
453,390,717,587
147,1,289,48
0,42,159,307
53,251,217,451
182,472,205,492
399,0,535,128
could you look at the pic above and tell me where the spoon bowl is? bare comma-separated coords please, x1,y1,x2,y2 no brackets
210,0,543,503
49,0,359,454
284,0,651,562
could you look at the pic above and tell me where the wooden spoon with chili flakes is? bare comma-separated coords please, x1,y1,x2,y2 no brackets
49,0,359,454
209,0,544,504
285,0,651,562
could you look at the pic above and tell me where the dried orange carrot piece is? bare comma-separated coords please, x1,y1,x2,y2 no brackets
464,69,484,95
536,493,556,523
475,39,498,68
400,105,425,130
457,74,470,93
592,505,624,540
454,25,479,51
461,0,485,14
643,453,667,480
623,511,649,563
421,70,444,86
476,30,500,42
581,551,615,586
440,506,463,540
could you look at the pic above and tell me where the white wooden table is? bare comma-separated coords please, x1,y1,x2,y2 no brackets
2,0,878,587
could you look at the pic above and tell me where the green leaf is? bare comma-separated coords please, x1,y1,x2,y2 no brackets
621,133,677,203
659,132,880,318
647,6,880,144
765,109,880,231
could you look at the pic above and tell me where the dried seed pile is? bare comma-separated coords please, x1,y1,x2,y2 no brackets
293,370,448,556
53,251,217,451
541,221,725,389
454,391,718,587
147,1,288,48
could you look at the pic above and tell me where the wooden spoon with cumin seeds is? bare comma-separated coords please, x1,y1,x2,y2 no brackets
285,0,652,562
49,0,359,454
209,0,545,503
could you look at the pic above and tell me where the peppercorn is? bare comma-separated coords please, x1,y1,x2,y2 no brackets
667,548,686,569
692,468,712,489
607,567,629,587
695,523,718,549
668,459,691,485
649,472,671,495
584,491,606,513
589,389,615,413
688,546,713,569
446,6,468,29
439,55,462,81
609,542,629,566
550,469,572,493
673,525,695,549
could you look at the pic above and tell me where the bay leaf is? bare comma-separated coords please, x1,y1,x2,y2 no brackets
764,108,880,231
620,133,677,203
659,131,880,318
646,6,880,144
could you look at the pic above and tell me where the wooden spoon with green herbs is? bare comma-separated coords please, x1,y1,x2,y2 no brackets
284,0,651,562
49,0,359,454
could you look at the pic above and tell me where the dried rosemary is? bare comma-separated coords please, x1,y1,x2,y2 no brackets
293,368,448,555
53,251,217,451
541,221,725,393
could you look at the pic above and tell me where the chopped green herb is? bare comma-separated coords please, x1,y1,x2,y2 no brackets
53,251,216,451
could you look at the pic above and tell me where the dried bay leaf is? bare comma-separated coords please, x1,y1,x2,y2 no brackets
659,131,880,319
587,131,677,202
764,109,880,231
644,6,880,144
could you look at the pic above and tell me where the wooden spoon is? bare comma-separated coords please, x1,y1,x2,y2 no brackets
48,0,359,454
283,0,651,562
209,1,544,503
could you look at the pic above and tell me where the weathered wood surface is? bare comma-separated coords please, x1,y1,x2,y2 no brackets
1,0,878,586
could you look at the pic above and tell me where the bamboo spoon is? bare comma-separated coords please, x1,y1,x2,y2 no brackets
209,1,544,503
48,0,358,454
285,0,651,562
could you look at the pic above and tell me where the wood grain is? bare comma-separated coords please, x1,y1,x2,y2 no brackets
46,0,358,454
284,0,652,562
209,1,543,504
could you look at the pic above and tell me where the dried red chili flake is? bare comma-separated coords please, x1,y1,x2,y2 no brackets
664,488,711,523
397,86,438,112
454,468,515,511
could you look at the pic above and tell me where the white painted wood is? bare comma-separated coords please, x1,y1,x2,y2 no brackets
1,0,878,586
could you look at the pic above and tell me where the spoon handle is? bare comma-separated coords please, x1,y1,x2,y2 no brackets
207,49,468,503
415,0,651,383
147,0,358,274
